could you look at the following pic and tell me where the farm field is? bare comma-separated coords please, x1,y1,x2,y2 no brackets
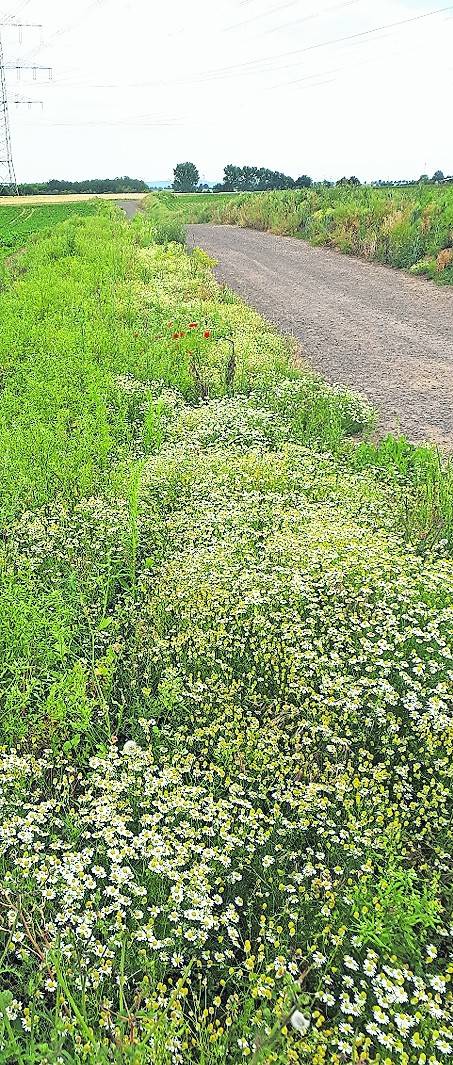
0,202,100,263
0,192,148,206
0,206,452,1063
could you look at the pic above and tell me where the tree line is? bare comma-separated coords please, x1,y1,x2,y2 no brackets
172,162,316,193
0,176,150,197
173,162,453,194
215,165,314,192
3,167,450,200
373,171,453,187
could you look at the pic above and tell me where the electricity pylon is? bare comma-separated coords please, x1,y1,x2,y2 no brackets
0,29,17,193
0,19,50,196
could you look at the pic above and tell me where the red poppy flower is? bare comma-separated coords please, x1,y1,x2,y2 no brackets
189,322,198,329
173,331,180,340
204,330,211,339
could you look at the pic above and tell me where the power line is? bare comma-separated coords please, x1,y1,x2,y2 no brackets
224,0,304,32
21,117,183,129
19,0,113,64
18,107,184,128
259,0,364,38
224,0,361,34
0,0,32,25
269,31,439,91
15,0,451,103
194,2,453,82
62,1,450,94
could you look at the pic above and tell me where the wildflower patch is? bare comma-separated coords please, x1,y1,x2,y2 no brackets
0,207,451,1063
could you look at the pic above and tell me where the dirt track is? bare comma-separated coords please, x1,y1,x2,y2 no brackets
187,224,453,448
117,199,144,219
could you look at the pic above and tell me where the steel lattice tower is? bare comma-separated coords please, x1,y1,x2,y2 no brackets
0,29,18,195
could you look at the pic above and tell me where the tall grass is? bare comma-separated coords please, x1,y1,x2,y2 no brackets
143,191,236,242
215,184,453,282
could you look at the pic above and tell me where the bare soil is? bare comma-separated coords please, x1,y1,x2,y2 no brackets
187,224,453,449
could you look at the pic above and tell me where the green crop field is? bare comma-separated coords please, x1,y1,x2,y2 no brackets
0,205,451,1063
0,201,100,262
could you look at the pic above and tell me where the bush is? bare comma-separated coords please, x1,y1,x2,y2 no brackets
151,218,185,245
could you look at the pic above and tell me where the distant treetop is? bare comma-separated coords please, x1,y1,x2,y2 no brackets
336,176,361,186
213,165,313,193
173,162,200,194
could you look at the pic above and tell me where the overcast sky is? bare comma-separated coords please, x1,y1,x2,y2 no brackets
1,0,452,183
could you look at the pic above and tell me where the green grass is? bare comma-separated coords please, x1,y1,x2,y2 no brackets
214,184,453,283
0,207,452,1063
142,191,236,242
147,190,236,218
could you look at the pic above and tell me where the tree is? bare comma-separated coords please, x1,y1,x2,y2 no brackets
222,165,241,191
173,162,200,193
432,170,445,183
295,175,312,188
257,168,294,191
337,175,361,186
220,164,294,193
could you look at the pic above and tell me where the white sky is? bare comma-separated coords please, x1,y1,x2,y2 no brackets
0,0,452,183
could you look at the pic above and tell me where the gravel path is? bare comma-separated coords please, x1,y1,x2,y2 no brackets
187,224,453,448
117,199,143,219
